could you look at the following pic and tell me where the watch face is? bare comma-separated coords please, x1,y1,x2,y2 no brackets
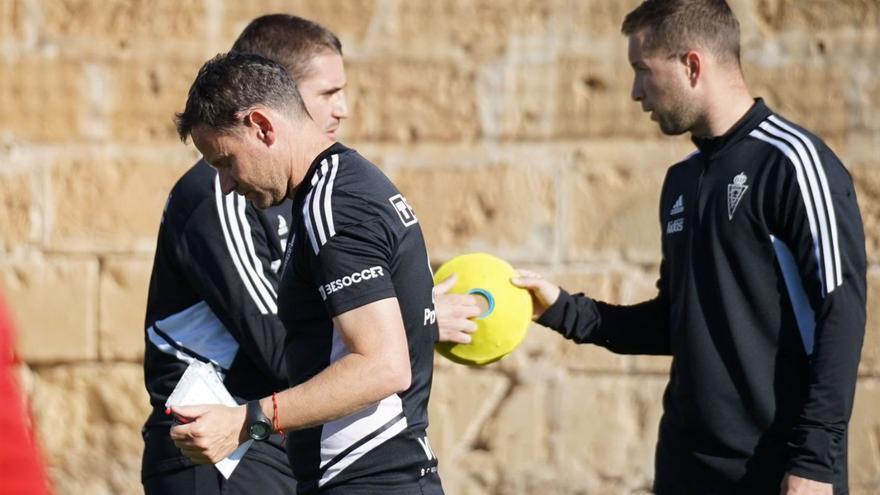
249,422,271,441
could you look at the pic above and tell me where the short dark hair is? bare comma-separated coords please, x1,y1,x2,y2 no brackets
175,51,307,141
621,0,741,67
231,14,343,81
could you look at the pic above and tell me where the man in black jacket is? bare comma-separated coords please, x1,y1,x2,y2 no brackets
514,1,865,494
169,51,446,494
142,15,479,495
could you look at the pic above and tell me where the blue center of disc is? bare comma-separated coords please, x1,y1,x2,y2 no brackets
467,288,495,319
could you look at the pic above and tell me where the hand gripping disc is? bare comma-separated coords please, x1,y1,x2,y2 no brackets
434,253,532,366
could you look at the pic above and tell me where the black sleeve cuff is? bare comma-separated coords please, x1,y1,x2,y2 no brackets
785,425,840,484
536,288,572,331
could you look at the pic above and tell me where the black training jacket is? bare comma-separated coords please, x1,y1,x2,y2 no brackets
141,160,293,480
539,99,865,494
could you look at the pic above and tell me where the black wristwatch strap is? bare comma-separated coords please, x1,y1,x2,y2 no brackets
246,400,272,441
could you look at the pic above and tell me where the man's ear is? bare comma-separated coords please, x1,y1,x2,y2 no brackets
243,109,276,146
683,51,702,87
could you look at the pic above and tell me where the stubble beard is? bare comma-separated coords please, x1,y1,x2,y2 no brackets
656,85,699,136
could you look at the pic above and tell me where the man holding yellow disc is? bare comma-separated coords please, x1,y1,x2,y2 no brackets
514,1,866,494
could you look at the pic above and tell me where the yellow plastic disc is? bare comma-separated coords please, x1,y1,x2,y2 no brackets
433,253,532,366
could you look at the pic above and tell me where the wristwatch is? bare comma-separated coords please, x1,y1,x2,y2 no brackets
245,400,272,441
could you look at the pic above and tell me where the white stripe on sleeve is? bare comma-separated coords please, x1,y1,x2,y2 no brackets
214,175,269,314
768,115,842,288
235,196,279,312
749,128,829,296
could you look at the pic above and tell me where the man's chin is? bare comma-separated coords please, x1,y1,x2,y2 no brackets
245,194,271,210
657,118,689,136
262,195,289,209
659,126,688,137
256,198,278,209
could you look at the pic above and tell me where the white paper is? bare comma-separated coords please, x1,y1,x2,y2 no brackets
165,361,253,479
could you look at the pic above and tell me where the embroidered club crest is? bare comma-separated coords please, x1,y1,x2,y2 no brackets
727,172,748,220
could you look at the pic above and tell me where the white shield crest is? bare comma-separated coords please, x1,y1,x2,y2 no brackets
727,172,749,220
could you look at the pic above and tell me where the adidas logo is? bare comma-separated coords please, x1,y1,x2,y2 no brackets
670,194,684,216
277,215,289,237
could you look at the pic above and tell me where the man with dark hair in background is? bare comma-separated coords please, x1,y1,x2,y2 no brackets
514,1,866,494
169,51,445,494
142,14,477,494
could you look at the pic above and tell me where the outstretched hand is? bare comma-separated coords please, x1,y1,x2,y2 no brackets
433,273,481,344
168,404,247,464
511,269,561,320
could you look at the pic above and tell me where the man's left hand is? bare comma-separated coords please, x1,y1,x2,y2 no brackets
169,404,247,464
433,274,481,344
780,473,832,495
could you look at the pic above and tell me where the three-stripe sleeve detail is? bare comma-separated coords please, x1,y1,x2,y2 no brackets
303,155,339,255
749,117,842,296
213,175,278,313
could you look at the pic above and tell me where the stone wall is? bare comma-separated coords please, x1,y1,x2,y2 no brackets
1,0,878,494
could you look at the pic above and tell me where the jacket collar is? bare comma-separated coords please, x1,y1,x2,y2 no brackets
691,98,772,156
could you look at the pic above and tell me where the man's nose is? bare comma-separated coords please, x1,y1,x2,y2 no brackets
332,92,349,120
218,170,236,195
631,80,644,102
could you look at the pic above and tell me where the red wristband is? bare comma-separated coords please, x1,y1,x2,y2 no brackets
272,392,283,435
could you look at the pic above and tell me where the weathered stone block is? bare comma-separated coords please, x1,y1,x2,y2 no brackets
494,464,657,495
552,56,658,140
865,73,880,132
390,162,556,261
553,374,665,484
387,0,549,61
440,450,500,495
474,43,663,141
221,0,376,47
851,164,880,263
108,56,206,143
754,0,880,30
619,265,662,304
30,363,149,495
852,485,880,495
0,168,35,251
860,270,880,375
742,29,879,136
39,0,206,46
748,63,852,139
0,58,82,142
848,378,880,487
386,0,630,61
632,354,673,376
559,0,644,36
0,0,28,42
0,256,98,362
427,366,510,461
99,257,152,361
478,59,564,140
344,61,479,143
478,379,548,471
840,134,880,170
48,149,192,252
562,144,677,263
